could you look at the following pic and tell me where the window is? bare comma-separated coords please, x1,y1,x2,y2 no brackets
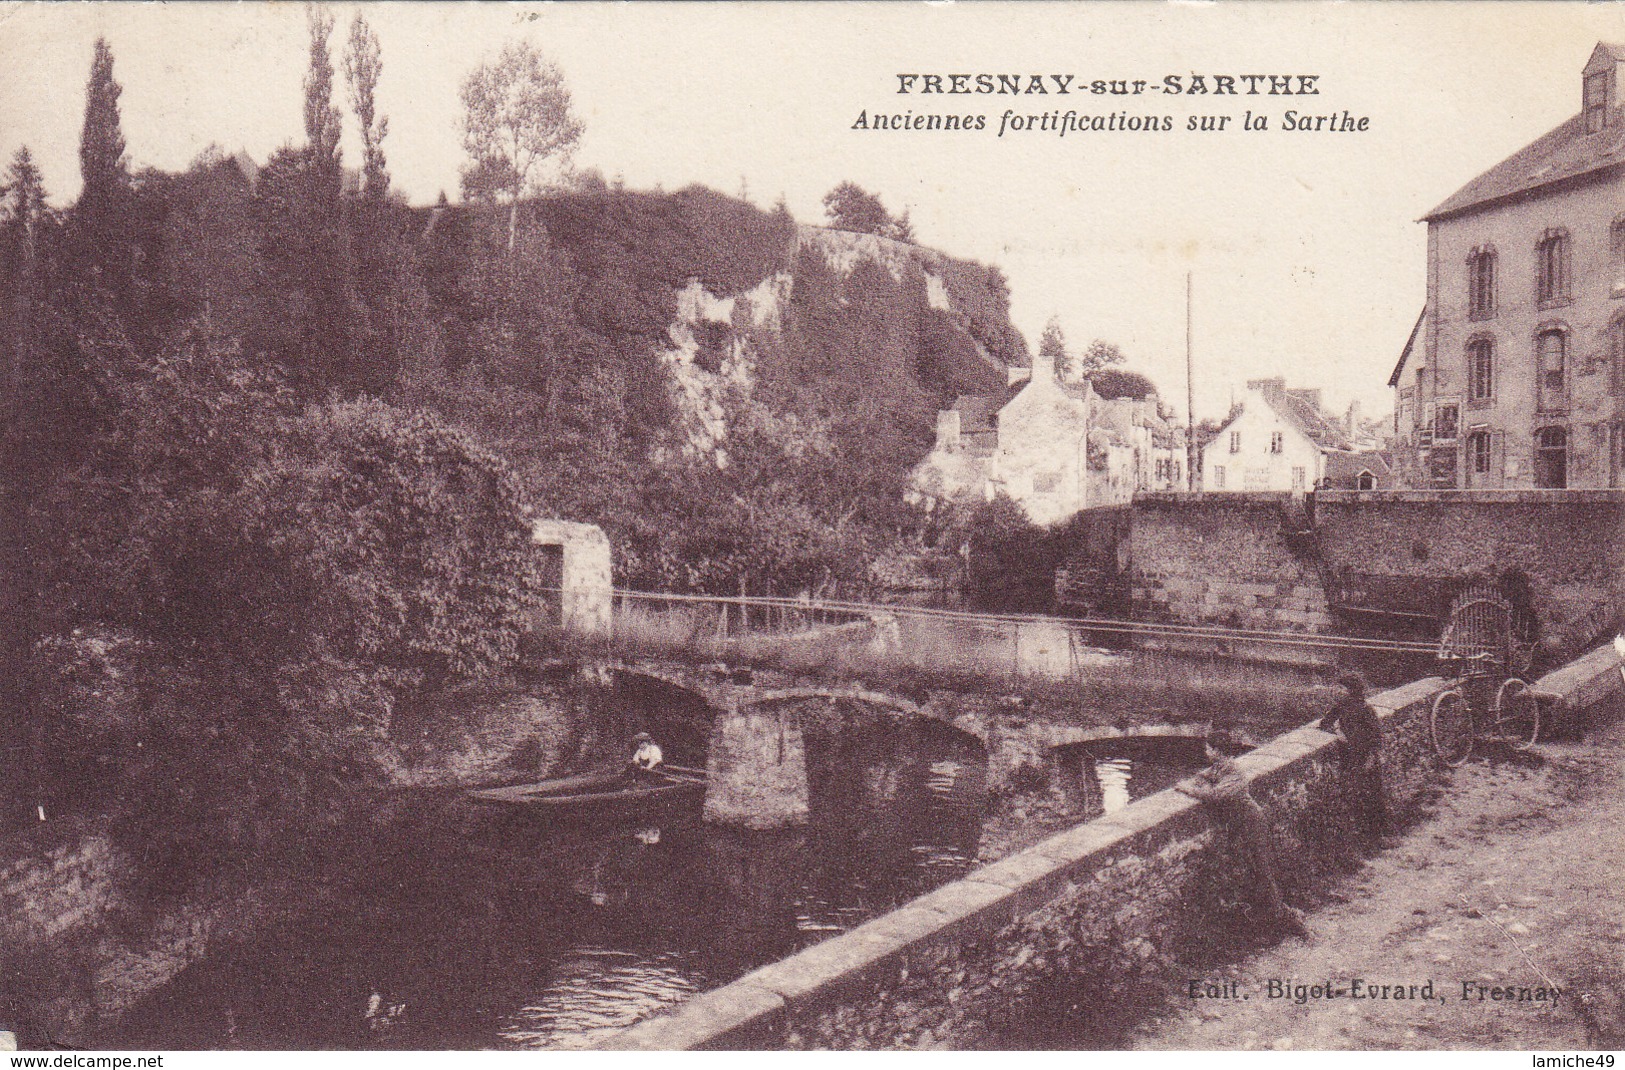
1536,327,1567,411
1612,422,1625,487
1535,426,1567,489
1228,431,1240,454
1269,431,1283,454
1034,470,1061,493
1434,403,1459,442
1468,430,1493,476
1612,317,1625,396
1212,465,1226,489
1357,470,1376,491
1291,466,1306,490
1172,460,1181,486
1468,246,1496,318
1612,217,1625,295
1586,70,1611,135
1536,229,1570,306
1467,338,1495,401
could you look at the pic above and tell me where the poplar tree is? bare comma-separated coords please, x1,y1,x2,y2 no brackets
303,7,343,191
344,12,389,200
79,38,128,210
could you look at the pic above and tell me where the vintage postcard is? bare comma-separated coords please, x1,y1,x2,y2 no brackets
0,0,1622,1056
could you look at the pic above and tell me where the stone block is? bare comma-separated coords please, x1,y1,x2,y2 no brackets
968,850,1082,915
603,981,786,1050
1029,818,1136,865
736,928,912,1010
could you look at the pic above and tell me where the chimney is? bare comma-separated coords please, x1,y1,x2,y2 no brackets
936,409,961,451
1247,377,1286,404
1031,351,1055,383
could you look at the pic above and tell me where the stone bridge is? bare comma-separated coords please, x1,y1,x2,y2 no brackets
609,659,1211,800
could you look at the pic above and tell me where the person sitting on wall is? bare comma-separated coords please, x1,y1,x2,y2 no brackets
627,732,664,783
1317,671,1386,843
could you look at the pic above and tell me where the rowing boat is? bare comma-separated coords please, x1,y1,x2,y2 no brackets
464,764,708,812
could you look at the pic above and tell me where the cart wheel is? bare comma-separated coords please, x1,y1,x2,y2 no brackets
1493,677,1541,750
1430,688,1473,766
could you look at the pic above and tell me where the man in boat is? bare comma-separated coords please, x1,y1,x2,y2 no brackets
627,732,664,783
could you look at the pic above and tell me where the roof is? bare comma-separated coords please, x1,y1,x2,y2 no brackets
951,387,1019,436
1213,381,1352,452
1389,306,1426,387
1325,449,1393,482
1272,390,1352,451
1423,103,1625,222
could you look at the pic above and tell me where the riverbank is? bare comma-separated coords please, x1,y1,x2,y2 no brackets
1131,723,1625,1050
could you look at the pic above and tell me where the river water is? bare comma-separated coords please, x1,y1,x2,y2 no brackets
103,714,990,1050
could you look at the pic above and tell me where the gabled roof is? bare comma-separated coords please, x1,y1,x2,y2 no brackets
951,383,1024,435
1422,104,1625,222
1584,41,1625,75
1212,382,1352,452
1389,306,1426,387
1271,390,1352,451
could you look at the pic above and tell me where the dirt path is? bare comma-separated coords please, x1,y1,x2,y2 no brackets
1132,723,1625,1051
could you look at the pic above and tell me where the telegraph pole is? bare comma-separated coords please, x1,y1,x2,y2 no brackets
1185,272,1196,491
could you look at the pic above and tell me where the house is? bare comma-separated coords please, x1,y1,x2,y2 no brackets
910,352,1185,525
1391,42,1625,489
1201,378,1387,492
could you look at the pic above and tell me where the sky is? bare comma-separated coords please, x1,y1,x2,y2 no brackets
2,1,1622,423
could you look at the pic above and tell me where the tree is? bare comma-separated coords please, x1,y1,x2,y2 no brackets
885,208,915,243
459,41,583,248
1038,315,1072,379
302,7,343,191
821,181,891,235
79,38,128,210
2,148,47,231
343,12,389,200
1079,338,1127,376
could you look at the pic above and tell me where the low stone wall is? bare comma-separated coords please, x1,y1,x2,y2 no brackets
0,831,265,1041
604,646,1624,1050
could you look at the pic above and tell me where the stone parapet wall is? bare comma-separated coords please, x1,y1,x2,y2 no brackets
603,648,1623,1050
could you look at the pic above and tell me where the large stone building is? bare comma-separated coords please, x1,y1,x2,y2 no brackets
910,352,1185,525
1392,42,1625,489
1201,378,1388,493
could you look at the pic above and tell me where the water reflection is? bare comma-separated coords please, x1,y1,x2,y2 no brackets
1094,757,1133,813
498,950,698,1051
103,708,987,1050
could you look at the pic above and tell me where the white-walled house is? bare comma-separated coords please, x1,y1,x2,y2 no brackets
1201,378,1387,492
911,353,1186,525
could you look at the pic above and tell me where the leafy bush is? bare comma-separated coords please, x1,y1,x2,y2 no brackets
248,398,544,688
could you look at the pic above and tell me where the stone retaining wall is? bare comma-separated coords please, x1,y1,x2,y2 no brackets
1127,490,1625,654
604,646,1624,1050
1129,493,1328,632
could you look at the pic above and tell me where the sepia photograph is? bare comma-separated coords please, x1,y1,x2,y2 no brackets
0,0,1623,1054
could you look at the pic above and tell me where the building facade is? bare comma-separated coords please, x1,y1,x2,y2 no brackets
1392,42,1625,490
911,352,1185,525
1200,378,1387,493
